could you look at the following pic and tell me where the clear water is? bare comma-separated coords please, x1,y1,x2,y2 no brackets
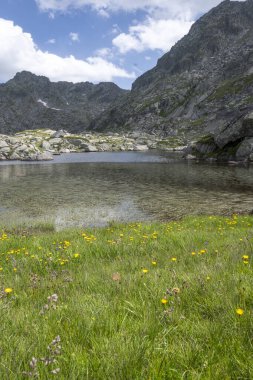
0,151,252,229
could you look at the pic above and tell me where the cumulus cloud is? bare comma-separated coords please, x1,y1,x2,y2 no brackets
113,18,193,53
0,18,135,83
36,1,242,55
35,0,241,20
96,47,113,58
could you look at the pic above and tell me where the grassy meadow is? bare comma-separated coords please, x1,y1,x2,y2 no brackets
0,215,253,379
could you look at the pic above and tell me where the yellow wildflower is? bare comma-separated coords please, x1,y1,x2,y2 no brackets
152,261,157,266
142,269,149,274
171,257,177,262
73,253,80,258
4,288,13,294
242,255,249,260
191,251,196,256
161,298,168,305
236,308,244,316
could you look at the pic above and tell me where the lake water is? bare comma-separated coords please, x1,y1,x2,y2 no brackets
0,151,252,229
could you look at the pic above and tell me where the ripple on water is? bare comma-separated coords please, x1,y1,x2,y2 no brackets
0,152,252,228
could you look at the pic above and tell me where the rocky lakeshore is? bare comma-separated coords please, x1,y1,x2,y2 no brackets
0,129,187,161
184,112,253,163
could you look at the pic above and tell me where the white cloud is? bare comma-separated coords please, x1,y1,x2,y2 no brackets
47,38,56,44
97,8,110,18
113,18,193,53
36,1,243,55
48,11,55,19
96,47,113,58
0,18,135,83
69,32,79,41
35,1,244,21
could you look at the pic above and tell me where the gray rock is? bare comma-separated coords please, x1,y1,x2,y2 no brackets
185,154,197,160
35,151,53,160
9,152,21,160
67,139,85,147
8,137,20,145
42,140,51,150
0,146,11,154
133,145,149,151
236,138,253,160
51,130,66,138
81,144,98,152
49,138,63,145
0,140,9,149
195,141,217,154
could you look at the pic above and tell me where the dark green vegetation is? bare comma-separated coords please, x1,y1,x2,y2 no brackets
1,215,253,379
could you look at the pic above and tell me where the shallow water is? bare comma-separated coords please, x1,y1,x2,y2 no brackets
0,151,252,229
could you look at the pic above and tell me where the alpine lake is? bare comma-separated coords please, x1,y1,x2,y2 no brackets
0,151,252,230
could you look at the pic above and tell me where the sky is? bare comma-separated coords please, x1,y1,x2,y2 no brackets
0,0,242,89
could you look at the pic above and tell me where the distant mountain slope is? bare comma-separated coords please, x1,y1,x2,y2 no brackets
92,0,253,142
0,71,128,134
1,0,253,143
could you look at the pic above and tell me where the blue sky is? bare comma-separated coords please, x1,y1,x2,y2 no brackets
0,0,232,88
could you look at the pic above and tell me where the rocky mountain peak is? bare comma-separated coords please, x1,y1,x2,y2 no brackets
0,71,128,134
133,0,253,91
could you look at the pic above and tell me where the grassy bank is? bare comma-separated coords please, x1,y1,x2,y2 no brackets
0,215,253,379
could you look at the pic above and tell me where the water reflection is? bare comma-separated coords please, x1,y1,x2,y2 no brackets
0,152,252,229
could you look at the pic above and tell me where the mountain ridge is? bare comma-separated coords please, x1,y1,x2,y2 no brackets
1,0,253,157
0,71,128,134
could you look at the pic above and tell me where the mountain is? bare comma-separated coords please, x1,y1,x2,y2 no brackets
1,0,253,155
0,71,128,134
92,0,253,147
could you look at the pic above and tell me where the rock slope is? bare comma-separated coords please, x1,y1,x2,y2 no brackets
92,0,253,154
0,71,128,134
1,1,253,161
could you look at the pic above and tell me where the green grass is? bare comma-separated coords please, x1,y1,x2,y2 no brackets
0,215,253,379
208,74,253,101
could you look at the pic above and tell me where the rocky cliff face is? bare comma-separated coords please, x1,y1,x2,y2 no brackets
0,71,128,134
92,0,253,145
1,0,253,156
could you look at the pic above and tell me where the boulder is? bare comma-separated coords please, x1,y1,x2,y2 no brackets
9,152,21,160
35,151,53,160
215,113,253,149
15,144,29,153
81,144,98,152
185,154,197,160
0,140,9,149
133,145,149,151
42,140,51,150
49,138,63,145
0,146,11,154
67,139,86,147
195,141,217,154
51,130,66,138
7,137,20,145
236,138,253,160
